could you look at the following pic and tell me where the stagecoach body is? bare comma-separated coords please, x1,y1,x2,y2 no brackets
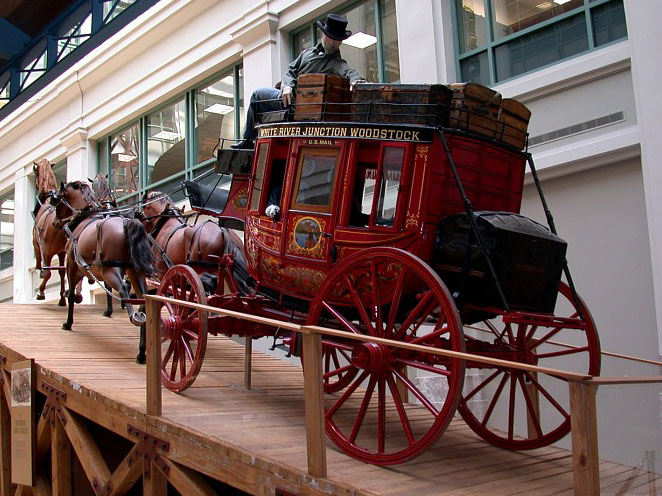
161,81,601,466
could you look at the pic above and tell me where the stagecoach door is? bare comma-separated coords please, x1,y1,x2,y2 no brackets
284,143,343,265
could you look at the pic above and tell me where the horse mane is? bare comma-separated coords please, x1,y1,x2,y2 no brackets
91,173,114,204
34,159,57,194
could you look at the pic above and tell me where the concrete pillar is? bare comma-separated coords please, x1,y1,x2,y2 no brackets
395,0,457,83
231,3,281,95
624,0,662,358
12,169,35,303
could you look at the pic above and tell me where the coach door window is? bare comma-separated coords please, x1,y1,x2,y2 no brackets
375,146,404,226
250,142,269,212
292,148,339,214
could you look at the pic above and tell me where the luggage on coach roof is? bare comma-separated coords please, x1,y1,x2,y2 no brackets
293,73,351,122
448,82,502,139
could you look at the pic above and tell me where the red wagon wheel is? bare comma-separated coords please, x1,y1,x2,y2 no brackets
308,247,465,465
157,265,208,393
457,282,601,450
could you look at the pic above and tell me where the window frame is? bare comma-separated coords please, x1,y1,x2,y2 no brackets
99,63,243,204
289,0,395,84
452,0,627,85
290,147,342,214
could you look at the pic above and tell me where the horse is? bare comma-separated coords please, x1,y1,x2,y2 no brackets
52,181,155,363
140,191,228,279
32,159,72,305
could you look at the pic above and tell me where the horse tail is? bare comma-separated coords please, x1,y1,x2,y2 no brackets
124,218,155,275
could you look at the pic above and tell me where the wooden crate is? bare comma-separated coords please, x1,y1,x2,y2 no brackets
448,82,502,139
350,83,452,125
497,98,531,150
293,73,350,121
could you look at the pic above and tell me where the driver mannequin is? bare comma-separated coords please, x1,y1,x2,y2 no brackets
231,14,365,150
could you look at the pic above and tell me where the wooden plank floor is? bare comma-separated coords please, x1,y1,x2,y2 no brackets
0,303,659,495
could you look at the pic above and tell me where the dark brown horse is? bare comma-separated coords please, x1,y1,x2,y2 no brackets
53,181,155,362
32,159,70,304
141,191,228,278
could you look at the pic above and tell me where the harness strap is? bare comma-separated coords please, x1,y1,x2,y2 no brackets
186,220,215,266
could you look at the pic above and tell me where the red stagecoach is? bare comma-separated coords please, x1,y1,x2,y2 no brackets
156,79,601,465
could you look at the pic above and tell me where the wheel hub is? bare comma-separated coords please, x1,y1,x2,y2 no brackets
162,315,182,338
351,342,391,373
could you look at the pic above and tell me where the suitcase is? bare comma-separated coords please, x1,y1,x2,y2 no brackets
497,98,531,150
350,83,452,125
448,82,502,139
293,73,350,121
435,211,567,323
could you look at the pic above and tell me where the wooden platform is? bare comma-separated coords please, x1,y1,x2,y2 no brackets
0,303,659,495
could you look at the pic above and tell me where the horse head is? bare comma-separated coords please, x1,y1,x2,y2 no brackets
140,191,180,231
52,181,99,229
33,158,57,197
90,173,117,208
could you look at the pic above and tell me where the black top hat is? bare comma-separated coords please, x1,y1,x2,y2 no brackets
317,14,352,41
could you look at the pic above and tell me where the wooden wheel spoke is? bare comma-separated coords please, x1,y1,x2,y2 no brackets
370,260,384,336
321,338,354,353
507,373,517,440
321,301,363,335
342,274,376,336
161,339,175,368
349,376,376,443
408,325,450,346
392,368,439,417
385,266,407,335
394,358,451,377
481,372,509,428
377,378,386,453
394,291,435,341
386,372,415,444
180,335,195,364
528,326,565,351
323,363,355,381
179,342,187,379
168,342,180,381
326,370,370,418
463,369,501,402
517,374,543,438
181,326,200,342
525,324,539,344
535,346,589,360
525,371,569,419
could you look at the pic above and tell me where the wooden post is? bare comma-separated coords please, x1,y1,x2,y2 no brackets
569,381,599,495
143,460,167,496
146,298,162,417
301,331,327,478
525,371,541,440
244,337,252,390
51,415,72,496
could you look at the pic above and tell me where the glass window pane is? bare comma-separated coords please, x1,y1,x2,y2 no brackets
341,2,379,83
0,195,14,270
456,0,488,53
110,122,140,197
376,147,403,226
491,0,582,40
460,51,490,85
495,13,588,81
292,28,314,56
295,152,338,207
592,0,627,47
380,0,400,83
196,71,236,163
250,143,269,211
147,99,186,186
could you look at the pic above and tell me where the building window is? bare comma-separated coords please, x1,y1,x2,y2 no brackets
100,64,243,203
0,194,14,270
291,0,400,83
454,0,627,85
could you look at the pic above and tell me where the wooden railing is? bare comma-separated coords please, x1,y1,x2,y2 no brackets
144,295,662,495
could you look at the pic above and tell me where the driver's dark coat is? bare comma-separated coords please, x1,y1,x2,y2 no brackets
281,43,363,90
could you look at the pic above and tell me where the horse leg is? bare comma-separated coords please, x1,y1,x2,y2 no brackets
127,271,148,364
57,253,66,306
36,267,50,300
103,283,113,317
62,264,80,331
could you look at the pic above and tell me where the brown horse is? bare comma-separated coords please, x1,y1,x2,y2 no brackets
141,191,228,278
53,181,155,362
32,159,70,304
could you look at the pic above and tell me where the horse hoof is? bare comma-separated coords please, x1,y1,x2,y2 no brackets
136,354,146,365
36,294,45,300
62,323,72,331
103,310,112,318
130,312,146,326
58,298,66,307
75,293,83,304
